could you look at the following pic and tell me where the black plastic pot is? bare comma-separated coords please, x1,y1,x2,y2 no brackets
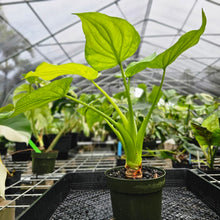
116,156,125,166
105,166,166,220
197,166,220,174
77,131,93,141
12,142,32,161
0,140,7,155
172,159,192,168
70,132,78,149
31,151,58,175
143,139,159,150
44,134,72,159
5,170,22,194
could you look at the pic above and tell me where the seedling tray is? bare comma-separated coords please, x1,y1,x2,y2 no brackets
17,169,220,220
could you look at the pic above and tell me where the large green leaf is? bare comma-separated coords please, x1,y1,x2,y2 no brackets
212,129,220,146
202,113,219,132
75,12,140,71
182,142,203,157
191,122,210,153
11,77,73,117
0,113,31,144
125,10,206,75
25,62,99,81
191,122,217,149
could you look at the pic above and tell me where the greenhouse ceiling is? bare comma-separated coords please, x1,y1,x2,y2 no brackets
0,0,220,106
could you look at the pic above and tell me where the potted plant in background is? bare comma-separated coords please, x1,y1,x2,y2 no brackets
12,78,60,174
155,89,202,168
0,10,206,219
191,111,220,171
43,97,79,159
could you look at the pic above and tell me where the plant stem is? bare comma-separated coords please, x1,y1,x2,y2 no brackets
137,68,166,148
45,124,67,152
209,145,218,169
119,62,137,137
91,80,128,126
66,94,133,158
65,94,117,128
104,119,125,150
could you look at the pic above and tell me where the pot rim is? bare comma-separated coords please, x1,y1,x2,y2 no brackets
105,165,166,182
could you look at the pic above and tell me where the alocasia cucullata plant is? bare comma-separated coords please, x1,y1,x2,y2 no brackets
1,10,206,178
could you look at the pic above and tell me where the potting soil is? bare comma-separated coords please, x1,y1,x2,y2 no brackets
49,187,220,220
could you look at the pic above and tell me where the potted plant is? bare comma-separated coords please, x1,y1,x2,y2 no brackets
12,78,71,173
191,111,220,171
49,96,80,150
1,10,206,219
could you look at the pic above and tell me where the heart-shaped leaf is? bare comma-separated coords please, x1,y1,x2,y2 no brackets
75,12,140,71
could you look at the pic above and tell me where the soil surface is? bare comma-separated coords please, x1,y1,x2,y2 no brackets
107,166,164,179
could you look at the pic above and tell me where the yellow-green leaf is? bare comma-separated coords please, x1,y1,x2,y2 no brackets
11,77,72,117
202,113,219,132
25,62,99,81
75,12,140,71
126,10,206,75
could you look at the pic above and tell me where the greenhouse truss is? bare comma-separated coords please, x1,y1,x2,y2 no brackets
0,0,220,103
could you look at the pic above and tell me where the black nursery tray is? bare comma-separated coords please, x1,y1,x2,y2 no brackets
17,169,220,220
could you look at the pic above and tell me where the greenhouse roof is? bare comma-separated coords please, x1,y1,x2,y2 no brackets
0,0,220,105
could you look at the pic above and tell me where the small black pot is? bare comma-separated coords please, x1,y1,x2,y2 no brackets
5,170,22,194
0,139,8,155
12,142,31,161
198,165,220,174
143,139,159,150
70,132,78,149
116,156,125,166
77,131,93,141
172,159,192,169
31,151,58,175
105,166,166,220
44,134,72,159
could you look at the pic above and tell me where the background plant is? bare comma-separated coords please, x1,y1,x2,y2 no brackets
191,112,220,169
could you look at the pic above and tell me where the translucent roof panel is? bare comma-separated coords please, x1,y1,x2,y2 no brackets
0,0,220,106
